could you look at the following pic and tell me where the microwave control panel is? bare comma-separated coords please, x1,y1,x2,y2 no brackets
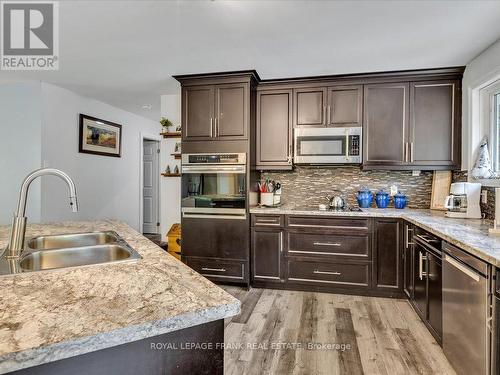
348,135,360,156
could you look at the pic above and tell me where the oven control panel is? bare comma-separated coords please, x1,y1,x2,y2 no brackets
184,153,246,165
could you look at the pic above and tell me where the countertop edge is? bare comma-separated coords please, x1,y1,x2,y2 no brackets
0,300,240,374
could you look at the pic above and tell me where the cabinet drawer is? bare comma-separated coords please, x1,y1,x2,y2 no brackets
185,257,245,281
287,232,370,259
287,260,370,288
286,216,369,232
251,214,284,227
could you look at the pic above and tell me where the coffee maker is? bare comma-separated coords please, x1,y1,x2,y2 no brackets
444,182,481,219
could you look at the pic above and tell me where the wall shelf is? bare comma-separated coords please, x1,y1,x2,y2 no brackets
161,173,181,177
160,131,182,138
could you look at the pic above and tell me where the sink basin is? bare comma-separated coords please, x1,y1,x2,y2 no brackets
19,244,141,272
28,231,119,250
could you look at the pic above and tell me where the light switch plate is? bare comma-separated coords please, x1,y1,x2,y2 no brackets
412,170,421,177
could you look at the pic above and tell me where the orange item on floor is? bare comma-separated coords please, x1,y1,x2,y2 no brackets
167,223,181,260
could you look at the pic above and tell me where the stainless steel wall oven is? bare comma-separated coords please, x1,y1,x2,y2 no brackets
181,153,247,219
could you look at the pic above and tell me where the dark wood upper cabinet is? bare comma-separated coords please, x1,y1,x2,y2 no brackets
294,87,327,127
215,83,248,140
409,80,459,168
373,219,402,293
327,85,363,127
363,83,409,167
251,227,282,282
256,89,293,170
182,85,215,140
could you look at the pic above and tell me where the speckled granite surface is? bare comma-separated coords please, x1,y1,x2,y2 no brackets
0,220,240,374
251,204,500,267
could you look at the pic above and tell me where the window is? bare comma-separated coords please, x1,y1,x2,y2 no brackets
478,80,500,178
495,93,500,171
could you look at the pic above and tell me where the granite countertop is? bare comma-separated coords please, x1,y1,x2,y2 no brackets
251,204,500,267
0,220,240,374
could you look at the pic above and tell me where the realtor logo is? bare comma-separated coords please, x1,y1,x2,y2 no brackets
1,1,59,70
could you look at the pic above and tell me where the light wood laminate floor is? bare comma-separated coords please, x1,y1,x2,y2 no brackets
222,287,456,375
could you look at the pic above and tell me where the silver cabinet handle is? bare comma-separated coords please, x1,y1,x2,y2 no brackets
280,232,283,253
405,142,409,162
257,218,279,223
210,118,213,138
410,142,414,162
214,118,218,137
314,270,341,276
201,267,226,272
323,106,327,125
313,242,341,246
327,105,331,124
419,251,427,280
405,225,414,248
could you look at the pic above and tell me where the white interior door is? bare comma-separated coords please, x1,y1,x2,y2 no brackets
143,140,159,234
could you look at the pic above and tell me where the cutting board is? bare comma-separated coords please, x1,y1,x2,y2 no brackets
430,171,452,210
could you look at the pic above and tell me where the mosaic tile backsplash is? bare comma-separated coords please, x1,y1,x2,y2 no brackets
261,166,434,209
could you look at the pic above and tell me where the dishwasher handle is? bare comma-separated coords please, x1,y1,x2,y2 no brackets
444,254,481,282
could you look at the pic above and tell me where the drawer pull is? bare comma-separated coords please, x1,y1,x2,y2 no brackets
313,270,341,276
201,267,226,272
313,242,341,247
257,219,278,223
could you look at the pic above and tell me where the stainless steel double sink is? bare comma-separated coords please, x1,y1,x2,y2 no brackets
0,231,142,275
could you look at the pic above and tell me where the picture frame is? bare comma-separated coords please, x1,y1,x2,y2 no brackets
79,114,122,157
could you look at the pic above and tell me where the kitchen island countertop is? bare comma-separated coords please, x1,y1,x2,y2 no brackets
0,220,240,374
251,204,500,267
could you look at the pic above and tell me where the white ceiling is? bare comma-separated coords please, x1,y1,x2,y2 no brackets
2,0,500,120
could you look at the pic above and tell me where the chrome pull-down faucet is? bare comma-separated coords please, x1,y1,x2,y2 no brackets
5,168,78,258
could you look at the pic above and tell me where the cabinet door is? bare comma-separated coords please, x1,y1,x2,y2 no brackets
403,223,414,299
256,89,292,169
412,243,427,320
363,83,409,166
182,85,215,141
427,251,442,341
327,85,362,127
215,83,248,140
251,228,282,282
409,80,459,168
294,87,327,127
374,219,402,292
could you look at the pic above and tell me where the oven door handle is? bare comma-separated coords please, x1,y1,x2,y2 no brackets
182,165,246,174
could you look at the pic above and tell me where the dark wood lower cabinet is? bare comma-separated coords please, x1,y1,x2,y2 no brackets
250,214,402,297
11,320,224,375
373,219,403,295
251,228,283,283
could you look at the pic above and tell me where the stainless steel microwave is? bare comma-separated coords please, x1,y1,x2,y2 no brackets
294,127,362,164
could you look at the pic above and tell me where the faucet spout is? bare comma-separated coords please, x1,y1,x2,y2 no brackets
5,168,78,258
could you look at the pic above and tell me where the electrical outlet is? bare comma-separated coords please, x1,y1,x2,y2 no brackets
412,170,421,177
481,190,488,204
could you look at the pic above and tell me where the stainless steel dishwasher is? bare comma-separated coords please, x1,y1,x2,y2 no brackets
442,242,492,375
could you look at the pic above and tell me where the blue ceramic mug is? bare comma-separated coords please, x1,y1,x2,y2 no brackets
356,188,373,208
394,192,408,209
375,190,390,208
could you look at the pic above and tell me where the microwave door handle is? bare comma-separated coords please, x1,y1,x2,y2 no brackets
345,133,349,160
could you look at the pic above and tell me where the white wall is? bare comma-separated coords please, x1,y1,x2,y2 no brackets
40,83,161,230
0,82,42,225
160,93,181,236
462,38,500,172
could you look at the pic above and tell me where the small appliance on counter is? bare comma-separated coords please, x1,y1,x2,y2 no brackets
326,191,346,210
375,190,390,208
444,182,481,219
356,187,373,208
394,192,408,209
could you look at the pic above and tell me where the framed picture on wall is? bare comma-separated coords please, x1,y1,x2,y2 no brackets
79,114,122,157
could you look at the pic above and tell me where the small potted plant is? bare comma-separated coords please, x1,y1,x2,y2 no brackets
160,117,173,132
